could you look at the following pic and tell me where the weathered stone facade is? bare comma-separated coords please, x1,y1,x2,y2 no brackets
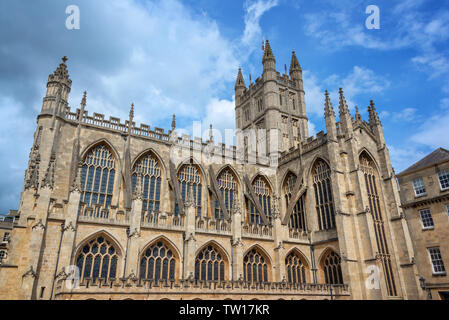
397,148,449,300
0,42,421,300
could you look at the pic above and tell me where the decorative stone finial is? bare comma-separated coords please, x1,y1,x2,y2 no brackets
62,56,68,63
209,124,213,142
171,114,176,131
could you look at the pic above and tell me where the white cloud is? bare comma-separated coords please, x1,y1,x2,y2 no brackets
392,108,419,122
242,0,279,46
388,145,427,173
411,110,449,149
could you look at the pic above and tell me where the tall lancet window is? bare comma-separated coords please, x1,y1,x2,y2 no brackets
285,251,307,284
249,176,272,224
139,240,176,281
214,168,238,219
312,160,336,230
284,172,306,231
360,153,397,296
195,244,226,282
176,163,202,217
79,144,116,217
132,152,162,215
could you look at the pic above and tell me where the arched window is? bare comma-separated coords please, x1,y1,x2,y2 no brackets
243,248,269,283
284,172,306,231
75,235,119,281
312,160,335,230
360,153,397,296
215,168,238,219
285,251,307,284
139,241,176,281
249,176,272,224
322,251,343,285
195,244,226,281
79,144,116,217
176,164,202,217
132,152,162,215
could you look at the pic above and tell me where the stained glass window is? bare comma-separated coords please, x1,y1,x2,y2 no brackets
322,251,343,285
79,144,116,217
285,251,307,284
176,164,202,217
243,248,269,283
215,169,238,219
139,241,176,281
76,235,118,281
195,245,226,281
249,176,272,224
312,160,335,230
132,152,162,216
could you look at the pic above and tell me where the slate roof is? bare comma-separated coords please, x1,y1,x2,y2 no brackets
398,148,449,176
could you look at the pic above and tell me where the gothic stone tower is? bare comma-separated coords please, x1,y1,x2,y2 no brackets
0,45,420,300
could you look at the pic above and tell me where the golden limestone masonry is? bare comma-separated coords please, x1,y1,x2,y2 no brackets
0,41,423,300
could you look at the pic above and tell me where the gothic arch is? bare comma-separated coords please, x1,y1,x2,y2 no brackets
215,164,242,190
317,246,340,266
139,235,182,261
73,230,124,259
307,156,331,181
243,244,273,267
176,156,207,179
251,173,275,193
318,248,343,285
73,231,123,281
138,235,180,281
80,138,120,167
195,240,230,264
195,240,230,281
284,247,310,268
280,169,297,190
131,148,166,174
358,148,381,173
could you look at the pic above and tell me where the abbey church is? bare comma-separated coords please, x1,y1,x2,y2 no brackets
0,41,423,300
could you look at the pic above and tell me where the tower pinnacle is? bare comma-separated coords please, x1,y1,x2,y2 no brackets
289,50,301,73
263,40,275,63
171,114,176,131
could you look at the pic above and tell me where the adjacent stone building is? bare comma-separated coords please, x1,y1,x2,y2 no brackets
0,41,421,300
397,148,449,300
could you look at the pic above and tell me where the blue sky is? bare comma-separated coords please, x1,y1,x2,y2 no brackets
0,0,449,212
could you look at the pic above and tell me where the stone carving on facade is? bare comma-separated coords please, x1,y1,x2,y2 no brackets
31,219,46,231
63,221,76,233
22,266,37,279
70,162,83,193
132,172,143,201
24,147,40,190
41,154,56,189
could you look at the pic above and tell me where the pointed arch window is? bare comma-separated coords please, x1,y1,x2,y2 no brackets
195,244,226,281
284,172,306,231
286,251,307,284
139,241,176,281
322,251,343,285
215,169,238,219
75,235,119,282
132,152,162,215
360,153,397,296
249,176,272,224
312,160,336,230
79,144,116,217
243,248,269,283
176,164,202,217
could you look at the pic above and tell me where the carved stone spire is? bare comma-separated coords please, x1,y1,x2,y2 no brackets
339,88,350,115
235,67,246,89
171,114,176,131
355,106,362,122
209,124,214,142
289,50,301,73
79,91,87,120
324,90,335,118
263,40,275,63
42,153,56,189
70,161,83,193
368,100,380,125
